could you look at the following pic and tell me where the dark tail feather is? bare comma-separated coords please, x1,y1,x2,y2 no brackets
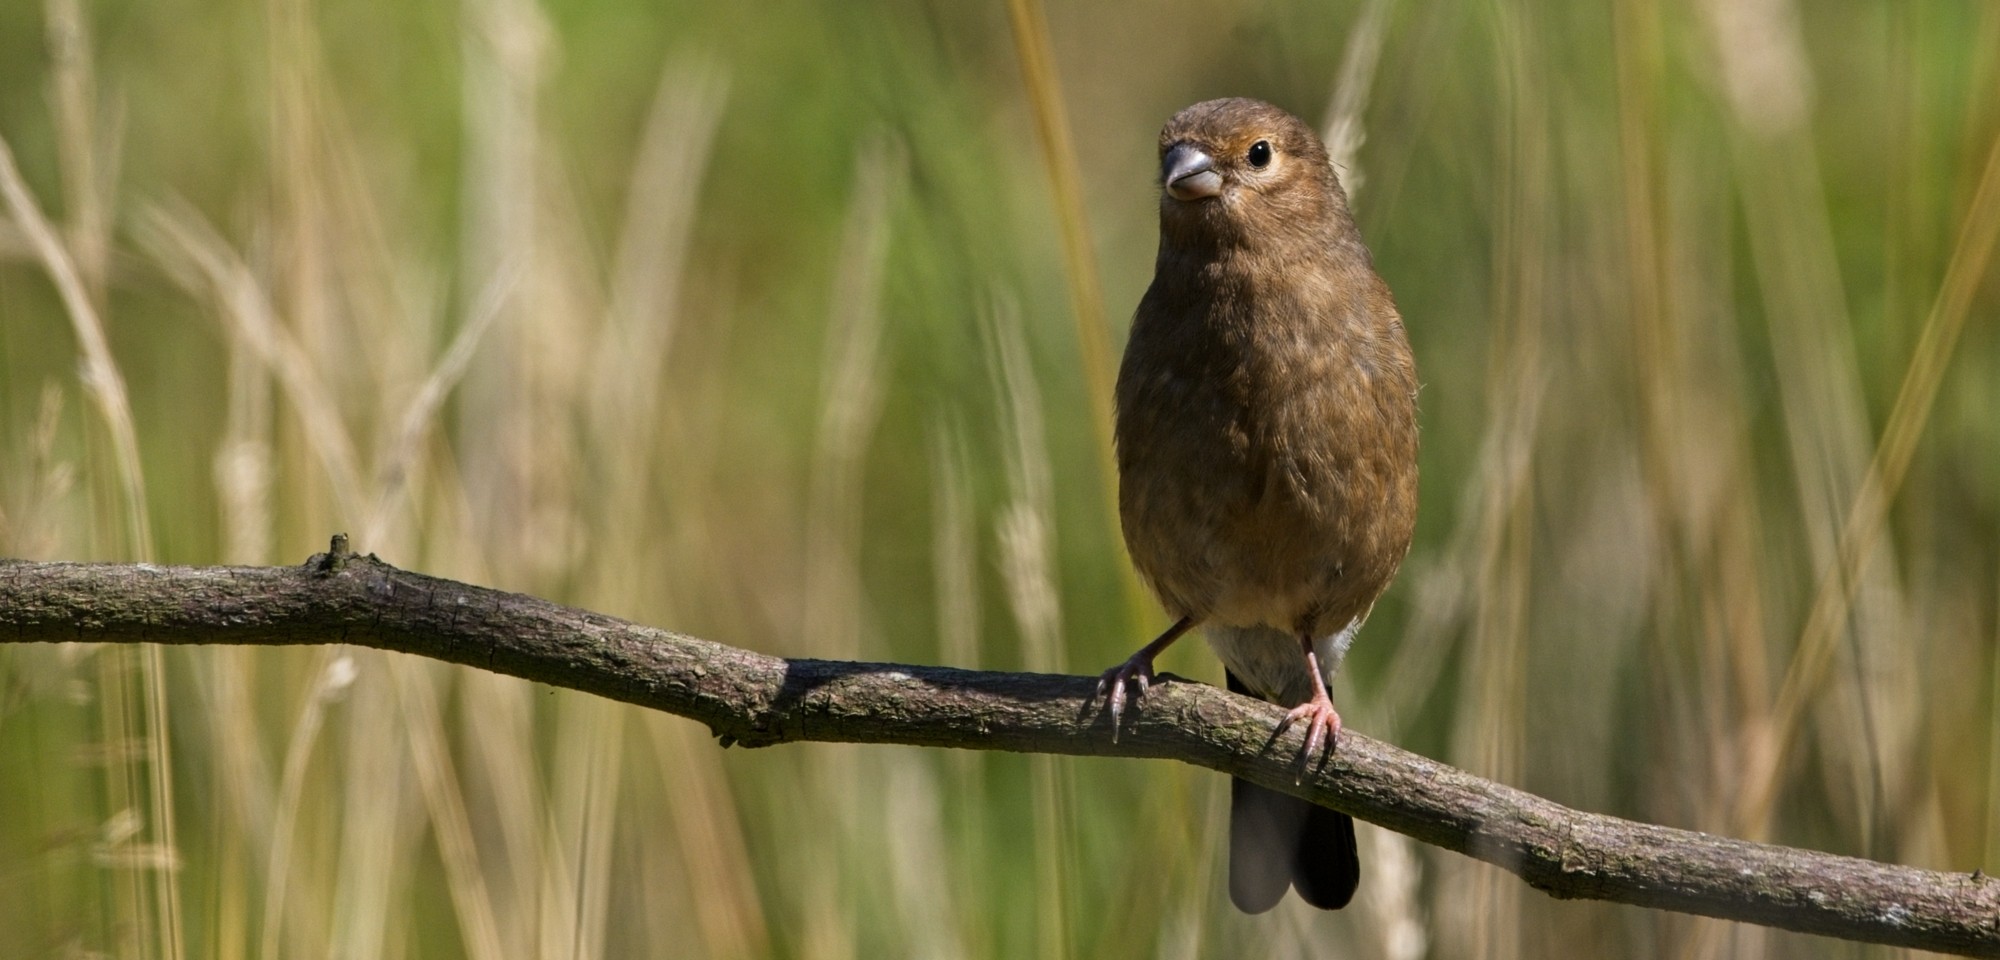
1290,802,1359,909
1229,772,1304,912
1226,671,1361,912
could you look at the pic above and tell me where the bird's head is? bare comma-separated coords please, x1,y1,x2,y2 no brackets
1154,98,1350,254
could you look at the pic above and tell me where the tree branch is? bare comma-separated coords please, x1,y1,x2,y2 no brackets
2,541,1994,956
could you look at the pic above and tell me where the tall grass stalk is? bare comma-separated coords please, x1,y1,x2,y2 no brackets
1001,0,1154,639
1,104,179,960
987,298,1075,959
2,1,1996,957
1757,131,2000,823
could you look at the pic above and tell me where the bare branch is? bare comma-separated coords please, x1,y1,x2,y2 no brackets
1,541,1994,956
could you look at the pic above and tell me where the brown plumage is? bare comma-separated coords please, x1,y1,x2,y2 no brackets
1097,98,1419,913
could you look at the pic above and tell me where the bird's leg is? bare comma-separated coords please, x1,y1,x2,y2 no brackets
1278,630,1342,771
1097,615,1197,738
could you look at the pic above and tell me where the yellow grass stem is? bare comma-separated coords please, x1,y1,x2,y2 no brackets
1746,131,2000,830
1001,0,1153,637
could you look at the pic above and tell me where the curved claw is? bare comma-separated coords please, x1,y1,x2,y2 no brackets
1279,695,1343,777
1096,656,1158,741
1094,617,1198,743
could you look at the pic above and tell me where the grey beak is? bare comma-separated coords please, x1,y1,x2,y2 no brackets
1163,143,1222,201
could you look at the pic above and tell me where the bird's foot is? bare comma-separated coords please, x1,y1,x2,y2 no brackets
1095,654,1159,740
1094,617,1199,740
1278,692,1342,776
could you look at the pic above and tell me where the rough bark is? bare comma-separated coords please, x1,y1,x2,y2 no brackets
2,540,1994,956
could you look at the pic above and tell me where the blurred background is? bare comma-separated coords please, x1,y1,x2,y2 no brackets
2,0,1998,956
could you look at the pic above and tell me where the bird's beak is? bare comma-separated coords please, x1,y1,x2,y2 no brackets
1162,143,1222,201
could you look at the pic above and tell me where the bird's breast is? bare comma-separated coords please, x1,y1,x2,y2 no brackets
1115,269,1417,638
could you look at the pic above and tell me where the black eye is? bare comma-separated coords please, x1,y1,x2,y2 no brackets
1247,140,1272,168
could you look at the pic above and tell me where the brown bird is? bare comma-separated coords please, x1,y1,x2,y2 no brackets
1099,98,1419,913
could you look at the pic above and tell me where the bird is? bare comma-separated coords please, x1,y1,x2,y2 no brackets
1097,97,1420,913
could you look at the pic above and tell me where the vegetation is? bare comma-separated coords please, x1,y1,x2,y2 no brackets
1,0,1996,956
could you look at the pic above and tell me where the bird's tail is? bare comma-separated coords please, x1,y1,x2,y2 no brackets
1226,670,1360,912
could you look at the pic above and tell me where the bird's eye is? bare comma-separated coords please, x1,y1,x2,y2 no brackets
1246,140,1272,168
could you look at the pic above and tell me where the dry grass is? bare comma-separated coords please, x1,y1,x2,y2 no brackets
1,1,1997,958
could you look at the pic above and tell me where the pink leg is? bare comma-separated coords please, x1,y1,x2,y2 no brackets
1278,631,1342,769
1097,615,1197,739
